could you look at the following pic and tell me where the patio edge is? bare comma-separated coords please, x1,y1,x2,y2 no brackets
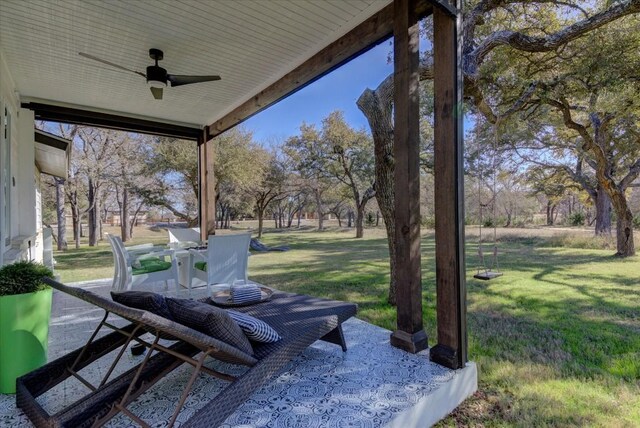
385,361,478,428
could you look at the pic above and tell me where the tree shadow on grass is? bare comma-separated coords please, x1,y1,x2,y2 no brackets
253,230,640,425
54,248,115,271
459,288,639,425
470,272,640,371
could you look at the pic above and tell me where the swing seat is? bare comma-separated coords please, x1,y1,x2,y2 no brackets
474,271,503,281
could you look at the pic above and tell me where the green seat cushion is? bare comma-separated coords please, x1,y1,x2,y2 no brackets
195,261,207,272
132,257,172,275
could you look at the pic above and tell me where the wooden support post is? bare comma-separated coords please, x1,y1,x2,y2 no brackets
430,0,467,370
198,131,216,242
390,0,428,354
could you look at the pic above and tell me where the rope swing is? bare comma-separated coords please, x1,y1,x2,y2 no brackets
474,121,503,281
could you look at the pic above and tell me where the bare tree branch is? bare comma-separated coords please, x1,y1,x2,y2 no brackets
619,158,640,190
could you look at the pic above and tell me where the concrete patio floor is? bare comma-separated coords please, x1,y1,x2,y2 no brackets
0,279,477,427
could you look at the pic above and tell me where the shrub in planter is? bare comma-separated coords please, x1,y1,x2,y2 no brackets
0,260,54,394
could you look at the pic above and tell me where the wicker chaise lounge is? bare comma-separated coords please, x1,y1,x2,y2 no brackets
16,279,357,428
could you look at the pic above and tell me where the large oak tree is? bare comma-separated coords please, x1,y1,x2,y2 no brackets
358,0,640,304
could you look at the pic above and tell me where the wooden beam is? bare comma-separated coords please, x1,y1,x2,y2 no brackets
207,1,433,140
198,132,216,242
21,102,200,140
389,0,428,354
34,129,70,151
430,0,468,370
430,0,458,17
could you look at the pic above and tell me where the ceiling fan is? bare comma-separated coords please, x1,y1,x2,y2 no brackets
78,48,221,100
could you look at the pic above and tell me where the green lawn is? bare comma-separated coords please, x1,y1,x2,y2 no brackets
54,225,640,427
54,226,169,283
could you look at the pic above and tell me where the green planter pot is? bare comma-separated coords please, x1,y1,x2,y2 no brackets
0,288,52,394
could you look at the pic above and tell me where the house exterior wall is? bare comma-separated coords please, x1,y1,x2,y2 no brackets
18,108,36,237
34,168,44,263
0,47,42,264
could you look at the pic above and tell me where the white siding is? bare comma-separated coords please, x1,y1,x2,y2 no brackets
18,108,36,239
0,47,40,263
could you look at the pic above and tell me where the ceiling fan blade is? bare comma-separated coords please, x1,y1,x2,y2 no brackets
78,52,146,78
150,87,163,100
167,74,221,87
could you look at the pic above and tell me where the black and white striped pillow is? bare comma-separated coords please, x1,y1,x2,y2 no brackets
227,310,281,343
230,284,262,304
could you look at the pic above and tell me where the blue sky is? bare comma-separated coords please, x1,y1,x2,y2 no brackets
243,41,394,145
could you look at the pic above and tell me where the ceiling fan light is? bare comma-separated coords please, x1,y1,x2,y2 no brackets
148,79,167,88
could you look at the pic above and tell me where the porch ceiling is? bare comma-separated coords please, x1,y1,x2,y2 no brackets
0,0,390,128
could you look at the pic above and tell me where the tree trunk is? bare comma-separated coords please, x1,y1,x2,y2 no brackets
615,211,635,257
315,191,324,231
257,210,264,238
297,210,302,227
504,210,512,227
120,188,130,242
99,205,104,242
129,214,135,238
568,196,573,215
217,205,224,229
71,206,78,243
88,180,98,246
546,201,552,226
355,204,365,238
94,197,100,244
88,184,96,245
585,117,635,256
594,185,612,236
73,207,81,249
55,178,67,250
607,184,635,256
357,75,397,305
129,203,143,239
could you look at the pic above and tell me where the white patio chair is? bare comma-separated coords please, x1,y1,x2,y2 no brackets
107,234,160,290
167,227,201,248
106,233,180,293
187,233,252,295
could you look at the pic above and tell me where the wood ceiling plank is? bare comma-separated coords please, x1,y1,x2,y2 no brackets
0,0,393,126
240,2,335,37
208,0,432,138
322,1,376,21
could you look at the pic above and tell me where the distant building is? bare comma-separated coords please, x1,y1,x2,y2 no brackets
105,210,149,227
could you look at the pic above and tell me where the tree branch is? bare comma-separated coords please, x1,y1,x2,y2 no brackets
620,158,640,190
544,97,594,145
465,0,640,78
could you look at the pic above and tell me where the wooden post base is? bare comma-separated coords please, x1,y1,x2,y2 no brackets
430,344,462,369
390,329,428,354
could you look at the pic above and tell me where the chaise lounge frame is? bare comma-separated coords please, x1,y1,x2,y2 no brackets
16,278,357,428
